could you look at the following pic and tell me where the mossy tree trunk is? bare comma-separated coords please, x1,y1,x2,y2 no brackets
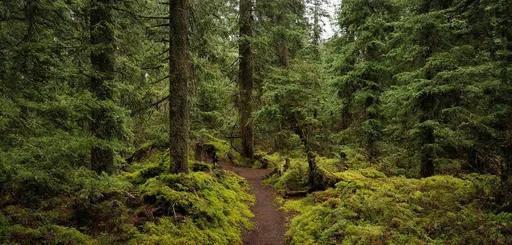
293,123,318,191
239,0,255,160
89,0,115,174
169,0,190,174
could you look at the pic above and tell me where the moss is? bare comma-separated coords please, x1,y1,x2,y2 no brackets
195,130,243,165
265,154,350,192
284,168,512,245
0,148,254,245
132,171,254,245
265,154,511,244
191,161,212,172
263,154,307,187
316,157,345,173
5,225,94,245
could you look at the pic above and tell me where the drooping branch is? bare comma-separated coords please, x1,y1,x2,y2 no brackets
141,65,164,70
147,23,170,29
160,56,170,63
150,75,171,85
141,16,169,20
158,48,170,56
131,95,170,116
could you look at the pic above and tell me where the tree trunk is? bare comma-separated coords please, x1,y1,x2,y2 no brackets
239,0,255,160
89,0,115,174
312,0,321,60
293,122,318,191
420,124,435,177
278,37,290,67
365,97,378,161
169,0,190,174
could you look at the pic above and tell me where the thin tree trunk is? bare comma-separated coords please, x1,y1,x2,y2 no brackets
420,124,435,177
239,0,255,159
277,0,290,67
169,0,190,174
312,0,321,60
89,0,115,174
278,37,290,67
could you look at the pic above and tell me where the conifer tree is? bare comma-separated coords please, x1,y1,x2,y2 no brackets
89,0,116,174
169,0,191,174
239,0,255,160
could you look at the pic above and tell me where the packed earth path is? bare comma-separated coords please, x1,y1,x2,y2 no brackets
221,162,288,245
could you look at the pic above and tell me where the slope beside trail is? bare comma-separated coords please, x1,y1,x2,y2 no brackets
222,162,287,245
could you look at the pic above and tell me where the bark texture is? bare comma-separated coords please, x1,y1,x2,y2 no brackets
239,0,255,159
169,0,190,174
89,0,115,174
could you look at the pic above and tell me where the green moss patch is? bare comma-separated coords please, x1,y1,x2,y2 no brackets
0,155,254,245
283,169,512,244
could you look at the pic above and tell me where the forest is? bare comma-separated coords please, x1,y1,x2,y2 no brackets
1,0,511,244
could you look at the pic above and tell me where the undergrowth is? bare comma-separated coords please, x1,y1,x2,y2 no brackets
280,168,512,244
0,150,254,245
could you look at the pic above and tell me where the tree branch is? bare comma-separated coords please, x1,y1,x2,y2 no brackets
147,23,170,29
131,95,170,116
151,75,171,85
141,65,164,70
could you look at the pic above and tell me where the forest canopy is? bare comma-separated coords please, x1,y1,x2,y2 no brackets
0,0,511,244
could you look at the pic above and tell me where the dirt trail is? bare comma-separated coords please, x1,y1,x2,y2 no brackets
222,163,287,245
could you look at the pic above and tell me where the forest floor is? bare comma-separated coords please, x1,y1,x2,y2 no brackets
221,162,287,245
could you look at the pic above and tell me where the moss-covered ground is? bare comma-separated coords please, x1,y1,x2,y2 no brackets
264,154,512,245
0,139,254,245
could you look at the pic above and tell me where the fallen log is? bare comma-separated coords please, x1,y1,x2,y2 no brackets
284,190,309,198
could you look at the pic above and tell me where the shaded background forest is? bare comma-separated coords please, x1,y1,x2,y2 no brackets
1,0,512,244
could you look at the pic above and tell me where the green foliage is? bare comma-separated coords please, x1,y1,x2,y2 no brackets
284,169,512,244
133,171,254,245
1,0,511,243
0,165,133,244
264,153,347,192
0,154,254,245
3,225,94,245
325,0,512,178
193,129,244,166
263,154,310,191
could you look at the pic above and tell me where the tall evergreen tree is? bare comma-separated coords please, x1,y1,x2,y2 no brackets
310,0,323,59
169,0,191,174
239,0,255,160
89,0,116,174
330,0,397,161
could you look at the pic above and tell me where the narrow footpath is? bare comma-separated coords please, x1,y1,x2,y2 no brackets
222,163,287,245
